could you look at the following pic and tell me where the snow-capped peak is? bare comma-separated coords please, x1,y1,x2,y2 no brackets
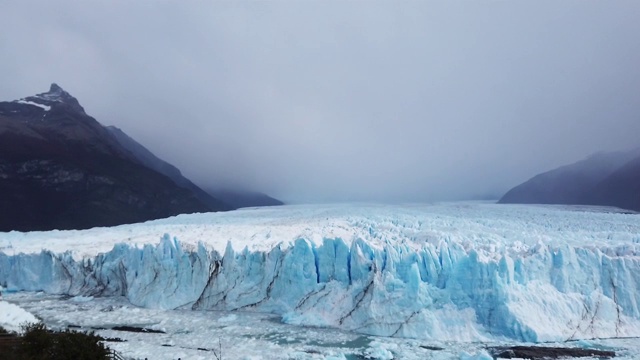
17,83,87,114
39,83,68,100
33,83,77,103
6,83,87,118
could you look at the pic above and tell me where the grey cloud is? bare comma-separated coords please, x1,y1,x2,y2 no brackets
2,1,640,203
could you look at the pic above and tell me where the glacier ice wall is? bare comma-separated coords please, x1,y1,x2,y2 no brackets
1,233,640,342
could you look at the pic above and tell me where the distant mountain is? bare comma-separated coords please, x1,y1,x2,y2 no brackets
106,126,232,211
204,189,284,209
499,149,640,212
0,84,227,232
106,127,283,210
588,154,640,211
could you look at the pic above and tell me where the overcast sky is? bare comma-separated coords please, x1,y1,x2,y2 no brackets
2,1,640,203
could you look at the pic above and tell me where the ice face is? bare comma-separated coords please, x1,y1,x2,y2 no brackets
1,203,640,342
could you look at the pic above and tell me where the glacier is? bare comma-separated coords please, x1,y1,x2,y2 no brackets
1,203,640,343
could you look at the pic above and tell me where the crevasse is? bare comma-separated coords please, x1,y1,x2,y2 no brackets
2,232,639,342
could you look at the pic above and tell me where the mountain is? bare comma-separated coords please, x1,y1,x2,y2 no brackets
106,126,283,209
499,148,640,211
105,126,231,211
0,84,227,232
588,154,640,211
204,189,284,209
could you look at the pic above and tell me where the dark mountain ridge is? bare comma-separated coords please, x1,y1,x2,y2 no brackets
0,84,225,231
106,126,232,211
204,188,284,209
588,154,640,211
105,126,283,209
499,148,640,212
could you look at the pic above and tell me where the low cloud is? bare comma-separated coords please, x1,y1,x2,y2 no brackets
2,1,639,203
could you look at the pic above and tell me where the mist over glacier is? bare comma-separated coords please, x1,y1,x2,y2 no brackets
3,2,640,204
1,203,640,344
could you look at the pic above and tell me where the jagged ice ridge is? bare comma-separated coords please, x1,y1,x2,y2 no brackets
1,203,639,343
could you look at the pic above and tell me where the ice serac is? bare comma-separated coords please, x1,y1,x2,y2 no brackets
0,205,640,342
2,229,640,342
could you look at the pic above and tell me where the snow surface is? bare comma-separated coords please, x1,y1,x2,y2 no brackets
16,99,51,111
1,203,640,344
1,202,638,259
0,299,38,333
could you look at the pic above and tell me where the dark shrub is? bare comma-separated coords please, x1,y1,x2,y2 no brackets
16,322,110,360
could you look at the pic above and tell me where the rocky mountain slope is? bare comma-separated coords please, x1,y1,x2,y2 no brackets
106,126,231,211
106,126,282,209
588,154,640,211
499,148,640,211
0,84,226,231
204,189,284,209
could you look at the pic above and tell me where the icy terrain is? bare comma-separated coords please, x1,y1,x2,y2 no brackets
1,203,640,344
0,299,38,333
7,292,640,360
